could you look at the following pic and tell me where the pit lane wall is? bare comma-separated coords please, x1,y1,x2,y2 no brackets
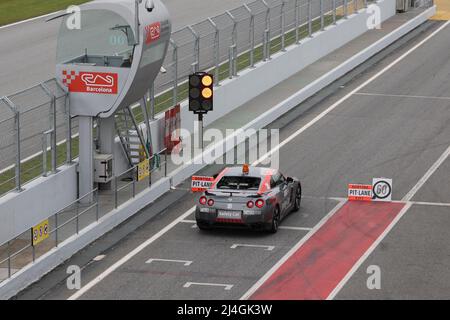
1,0,437,299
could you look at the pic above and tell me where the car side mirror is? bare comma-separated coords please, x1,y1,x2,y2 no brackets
212,174,218,179
286,177,294,183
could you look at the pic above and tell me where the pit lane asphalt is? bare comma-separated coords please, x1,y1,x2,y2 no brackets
15,19,450,299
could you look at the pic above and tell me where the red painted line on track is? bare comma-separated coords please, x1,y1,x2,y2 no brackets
250,201,405,300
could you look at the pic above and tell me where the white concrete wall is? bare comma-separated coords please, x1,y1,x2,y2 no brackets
0,163,78,245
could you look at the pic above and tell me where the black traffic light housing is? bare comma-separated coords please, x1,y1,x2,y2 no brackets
189,72,213,114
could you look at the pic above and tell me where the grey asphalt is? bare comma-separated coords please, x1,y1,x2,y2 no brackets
14,18,450,299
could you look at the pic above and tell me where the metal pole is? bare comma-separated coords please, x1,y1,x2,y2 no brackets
198,114,204,150
208,18,220,86
261,0,271,59
32,243,35,262
295,0,300,44
132,168,136,198
149,84,155,120
3,97,21,191
164,148,167,177
95,189,99,221
114,176,118,208
55,213,58,246
226,11,238,76
244,4,255,68
170,39,178,106
333,0,337,24
308,0,312,37
263,30,270,61
42,131,48,177
41,82,57,174
354,0,358,13
51,96,57,173
187,26,200,73
76,201,79,234
364,0,368,8
32,230,35,262
7,240,11,278
228,46,234,79
281,0,286,51
320,0,324,31
344,0,348,18
15,111,21,190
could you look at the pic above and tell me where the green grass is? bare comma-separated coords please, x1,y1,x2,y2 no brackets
0,13,340,195
0,0,90,26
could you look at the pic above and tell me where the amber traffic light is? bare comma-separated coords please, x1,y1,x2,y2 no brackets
189,72,213,114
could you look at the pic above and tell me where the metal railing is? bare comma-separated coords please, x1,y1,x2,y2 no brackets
0,188,98,282
113,148,168,209
0,0,376,197
0,148,168,283
0,79,74,196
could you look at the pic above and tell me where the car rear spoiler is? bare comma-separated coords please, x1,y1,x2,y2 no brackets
205,189,265,198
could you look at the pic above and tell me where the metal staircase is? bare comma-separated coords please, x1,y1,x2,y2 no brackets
115,105,149,167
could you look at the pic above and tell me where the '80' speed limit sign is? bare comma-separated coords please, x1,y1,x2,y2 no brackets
372,178,392,202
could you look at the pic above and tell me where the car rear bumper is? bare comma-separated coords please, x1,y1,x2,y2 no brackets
195,207,269,228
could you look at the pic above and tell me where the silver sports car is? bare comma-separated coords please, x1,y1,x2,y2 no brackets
195,165,302,233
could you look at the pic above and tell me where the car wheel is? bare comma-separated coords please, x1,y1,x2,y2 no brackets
269,206,280,234
196,220,211,230
293,185,301,212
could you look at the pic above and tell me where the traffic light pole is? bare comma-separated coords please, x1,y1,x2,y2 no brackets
198,113,204,150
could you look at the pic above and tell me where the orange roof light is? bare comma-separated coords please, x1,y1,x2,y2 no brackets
242,164,249,174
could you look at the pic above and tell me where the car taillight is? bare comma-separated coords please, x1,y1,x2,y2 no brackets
207,199,215,206
255,199,265,208
247,200,254,208
199,196,207,205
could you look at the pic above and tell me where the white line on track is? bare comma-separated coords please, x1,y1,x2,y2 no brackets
0,11,61,30
69,20,450,300
146,258,193,266
230,244,275,251
180,220,197,224
183,282,233,291
354,92,450,101
279,226,313,231
402,145,450,202
408,201,450,207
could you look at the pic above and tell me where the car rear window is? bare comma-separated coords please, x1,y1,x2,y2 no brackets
216,176,261,190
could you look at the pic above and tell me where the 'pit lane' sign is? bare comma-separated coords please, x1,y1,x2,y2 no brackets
191,176,214,192
348,184,373,201
348,178,393,202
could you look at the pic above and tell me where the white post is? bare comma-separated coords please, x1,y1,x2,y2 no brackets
78,116,94,203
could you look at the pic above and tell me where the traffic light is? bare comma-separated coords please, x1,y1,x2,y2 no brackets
189,72,213,114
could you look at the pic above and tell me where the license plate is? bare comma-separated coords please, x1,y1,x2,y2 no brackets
217,210,242,219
